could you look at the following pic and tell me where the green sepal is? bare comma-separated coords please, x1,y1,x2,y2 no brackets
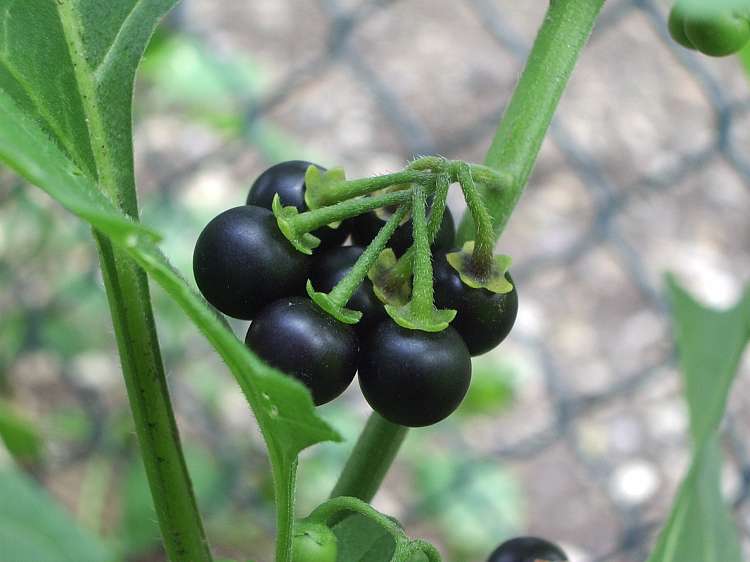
368,249,411,306
446,241,513,294
384,303,456,333
272,194,321,255
306,280,362,325
304,165,346,210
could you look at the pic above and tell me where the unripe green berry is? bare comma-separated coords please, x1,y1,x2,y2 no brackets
668,3,697,50
684,8,750,57
292,522,338,562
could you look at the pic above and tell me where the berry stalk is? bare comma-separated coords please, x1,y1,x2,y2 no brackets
326,205,410,308
329,412,408,502
455,161,495,278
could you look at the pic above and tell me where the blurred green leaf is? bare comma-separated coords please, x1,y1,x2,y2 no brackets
0,399,43,463
139,31,306,160
413,454,522,558
0,467,112,562
457,358,516,417
739,42,750,77
646,277,750,562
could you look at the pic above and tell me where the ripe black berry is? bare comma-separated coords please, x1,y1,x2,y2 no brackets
193,205,309,320
350,205,455,256
358,321,471,427
487,537,567,562
433,252,518,356
245,297,358,406
247,160,348,249
308,246,386,335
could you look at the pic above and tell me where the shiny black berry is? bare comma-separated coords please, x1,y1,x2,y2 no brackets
487,537,567,562
350,205,455,256
308,246,386,335
433,252,518,356
358,321,471,427
193,205,309,320
245,297,358,405
247,160,348,249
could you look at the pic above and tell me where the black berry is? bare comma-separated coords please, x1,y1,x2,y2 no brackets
487,537,568,562
247,160,348,249
245,297,358,405
358,321,471,426
193,205,309,320
308,246,386,335
433,252,518,356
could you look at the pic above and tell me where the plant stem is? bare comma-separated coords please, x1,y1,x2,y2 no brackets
328,204,410,307
314,170,433,206
457,0,605,243
291,189,415,233
330,412,408,502
405,185,433,319
57,3,211,559
455,162,494,274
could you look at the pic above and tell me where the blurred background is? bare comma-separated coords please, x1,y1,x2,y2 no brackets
1,0,750,561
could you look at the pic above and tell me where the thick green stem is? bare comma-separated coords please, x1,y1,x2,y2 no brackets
455,162,494,273
56,1,211,558
94,240,211,562
290,189,415,233
329,413,408,502
328,204,410,307
313,170,433,206
406,185,433,318
457,0,605,243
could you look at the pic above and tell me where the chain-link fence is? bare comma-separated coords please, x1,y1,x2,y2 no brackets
2,1,750,561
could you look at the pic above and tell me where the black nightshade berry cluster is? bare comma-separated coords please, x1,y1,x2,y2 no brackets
193,161,518,427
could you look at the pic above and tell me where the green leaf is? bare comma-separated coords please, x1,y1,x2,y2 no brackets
332,514,396,562
0,399,43,463
304,497,441,562
0,4,341,559
0,467,112,562
646,277,750,562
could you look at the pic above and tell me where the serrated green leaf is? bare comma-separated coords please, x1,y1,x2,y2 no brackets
646,277,750,562
0,467,112,562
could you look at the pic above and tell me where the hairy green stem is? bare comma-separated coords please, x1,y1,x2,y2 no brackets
457,0,605,243
455,162,494,273
371,174,451,304
290,189,415,233
405,185,433,318
313,170,433,206
329,413,408,502
328,204,410,307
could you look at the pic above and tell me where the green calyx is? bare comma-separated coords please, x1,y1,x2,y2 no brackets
304,165,347,210
446,241,514,294
385,302,456,332
368,249,412,307
383,185,456,333
272,194,321,255
307,280,363,325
